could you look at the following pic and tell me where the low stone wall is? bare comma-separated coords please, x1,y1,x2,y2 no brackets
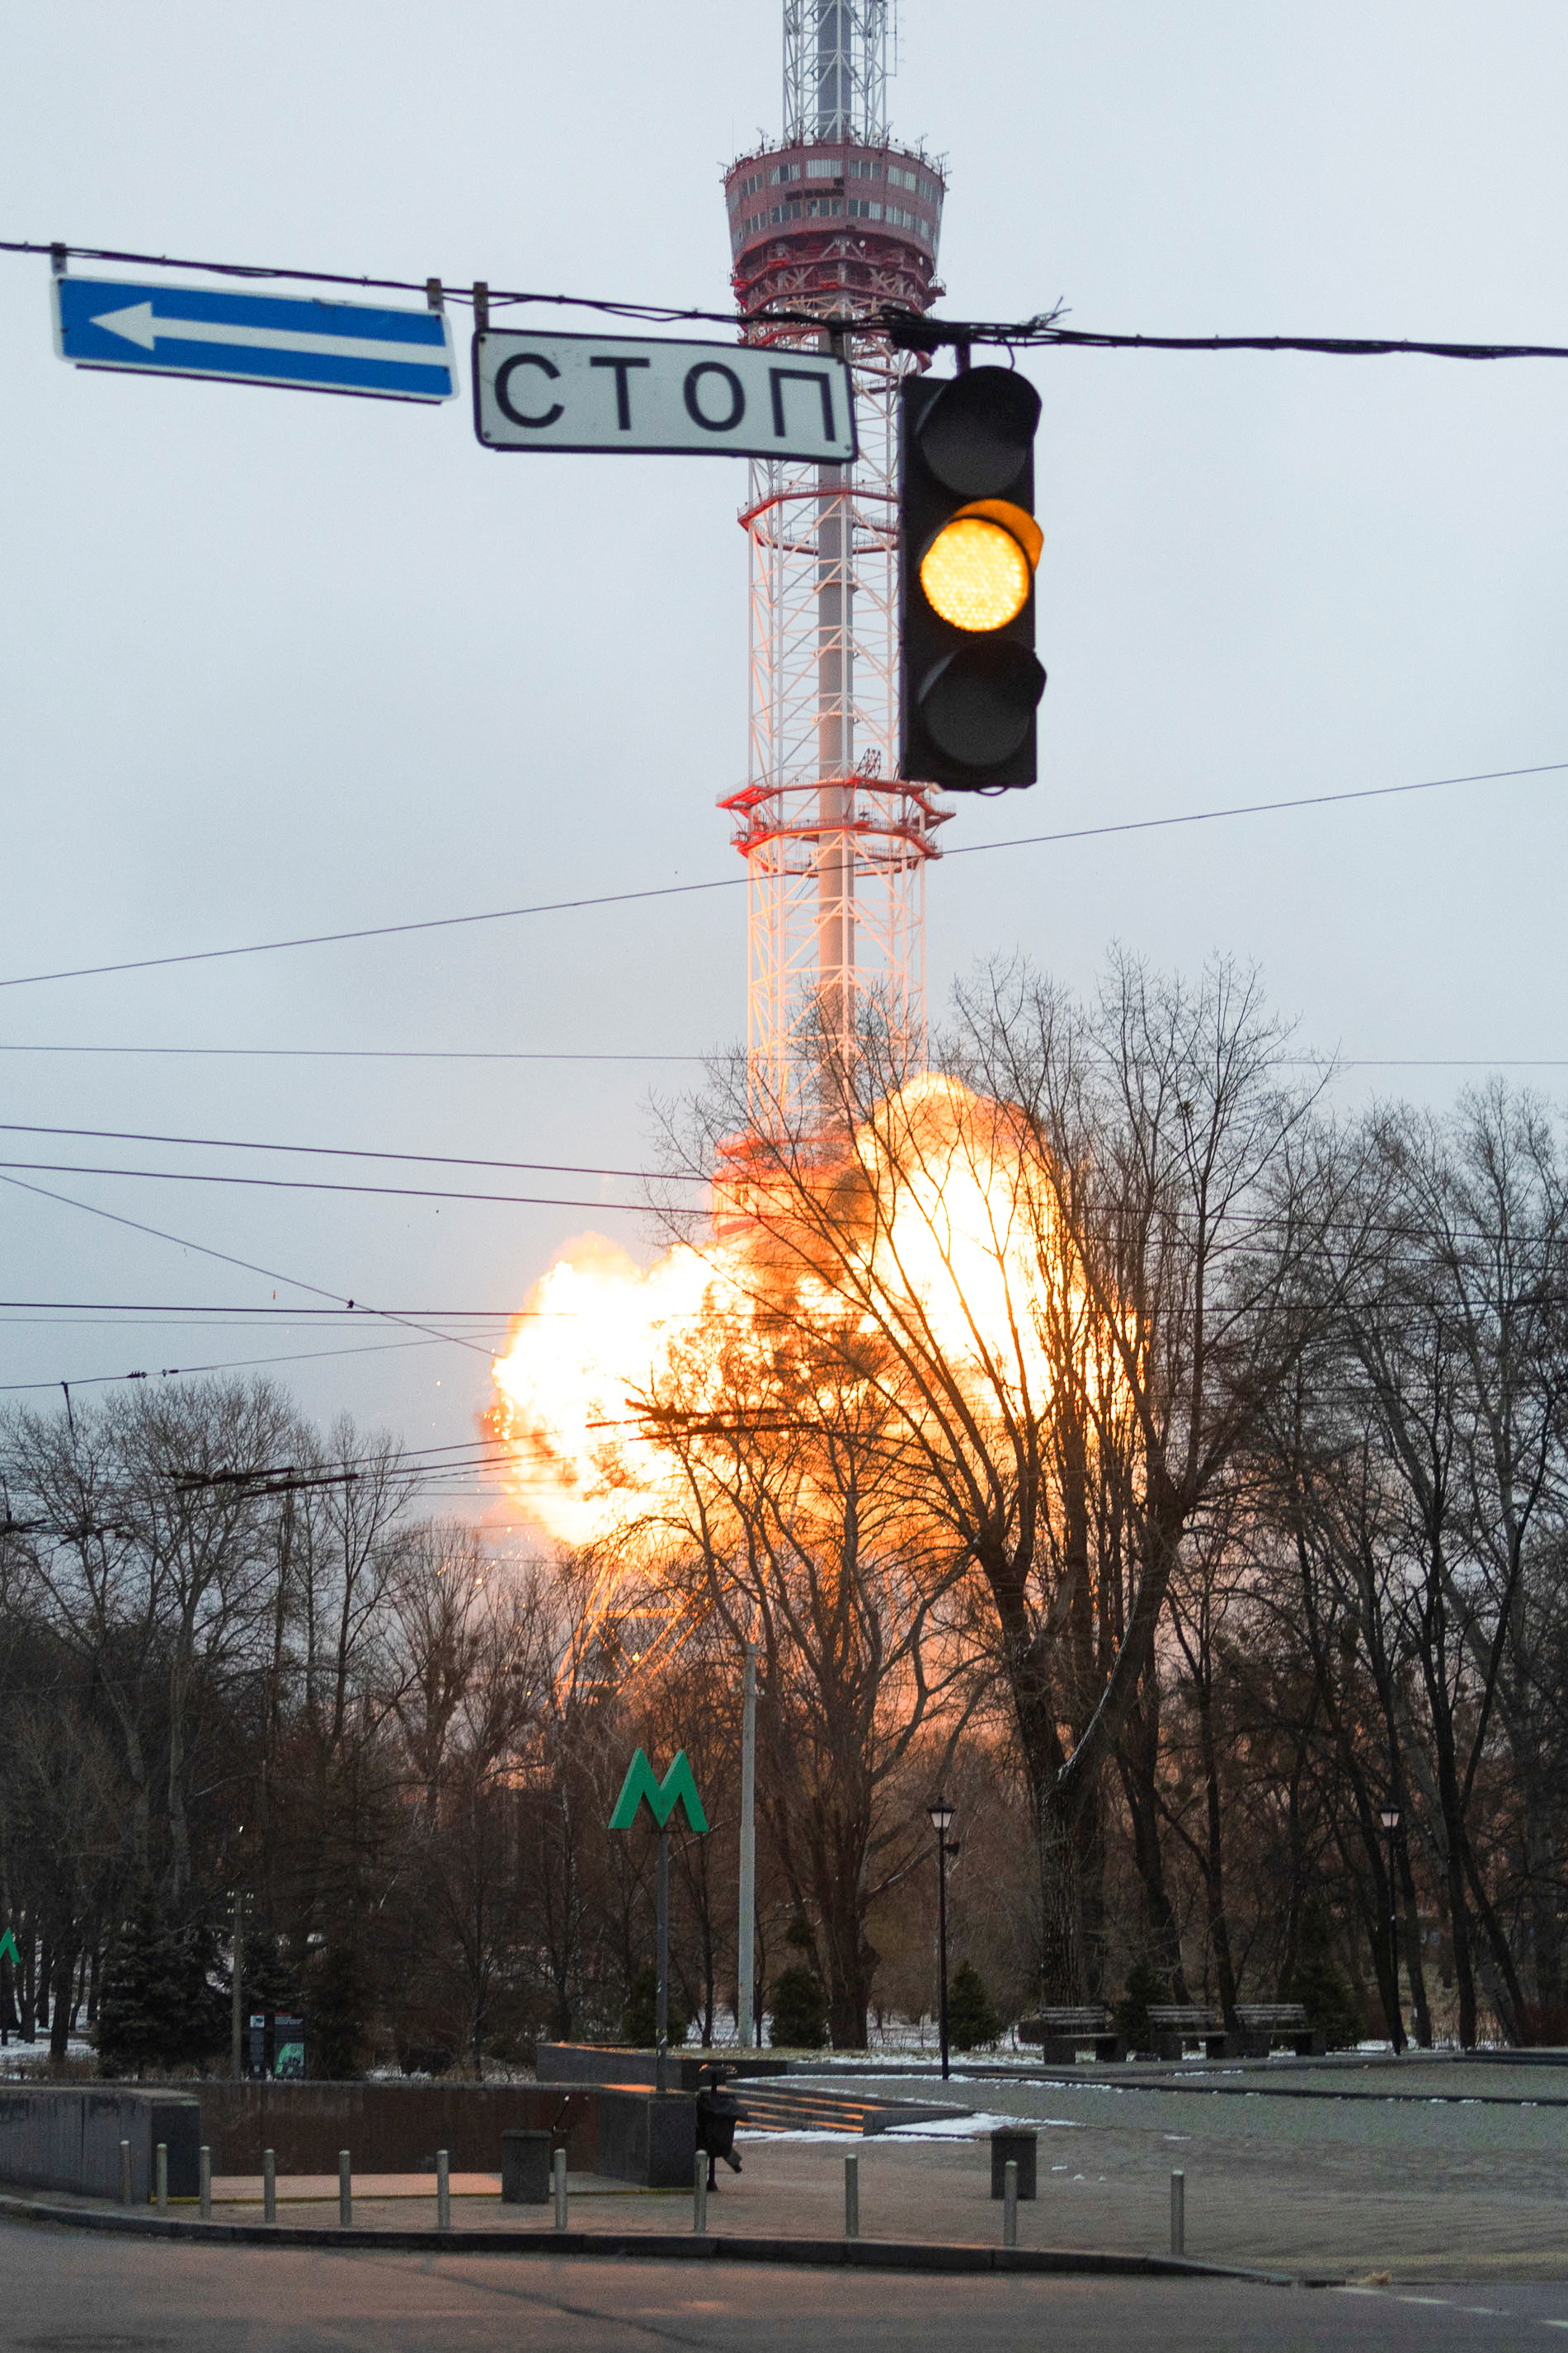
0,2088,200,2199
191,2082,599,2175
536,2044,790,2090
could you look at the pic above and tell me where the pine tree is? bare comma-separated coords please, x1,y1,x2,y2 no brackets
946,1963,1001,2051
1112,1959,1166,2053
620,1962,690,2049
97,1885,186,2077
306,1936,374,2079
769,1963,829,2049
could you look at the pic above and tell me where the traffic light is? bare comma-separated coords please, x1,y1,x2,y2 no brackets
899,365,1045,791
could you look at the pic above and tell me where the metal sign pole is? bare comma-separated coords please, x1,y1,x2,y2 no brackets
737,1645,758,2047
656,1826,671,2093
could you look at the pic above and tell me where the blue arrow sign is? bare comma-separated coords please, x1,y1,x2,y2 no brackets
53,276,456,403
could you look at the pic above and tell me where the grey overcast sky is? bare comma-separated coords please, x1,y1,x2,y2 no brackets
2,1,1566,1516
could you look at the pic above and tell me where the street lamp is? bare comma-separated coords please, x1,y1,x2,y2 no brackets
928,1796,957,2082
1378,1805,1405,2054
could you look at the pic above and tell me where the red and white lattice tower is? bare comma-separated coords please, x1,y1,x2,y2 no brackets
719,2,949,1132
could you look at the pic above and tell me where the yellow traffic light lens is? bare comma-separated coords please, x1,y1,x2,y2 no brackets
921,515,1032,632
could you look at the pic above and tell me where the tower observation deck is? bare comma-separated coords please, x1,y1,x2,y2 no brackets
719,1,949,1139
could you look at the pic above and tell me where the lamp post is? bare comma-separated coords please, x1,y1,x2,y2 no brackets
1379,1805,1404,2054
928,1796,956,2082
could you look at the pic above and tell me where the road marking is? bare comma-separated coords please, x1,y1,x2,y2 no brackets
1396,2296,1453,2306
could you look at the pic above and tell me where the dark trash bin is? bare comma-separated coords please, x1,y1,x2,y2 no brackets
501,2128,554,2204
695,2067,749,2190
989,2127,1038,2200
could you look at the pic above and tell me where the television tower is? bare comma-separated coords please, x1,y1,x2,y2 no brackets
719,2,949,1127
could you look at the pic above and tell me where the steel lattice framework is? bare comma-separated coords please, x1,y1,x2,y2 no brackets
721,1,949,1127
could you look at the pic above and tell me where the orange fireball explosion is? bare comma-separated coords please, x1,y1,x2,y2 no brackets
489,1074,1073,1549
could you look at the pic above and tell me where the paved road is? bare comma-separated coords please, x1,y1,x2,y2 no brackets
7,2223,1568,2352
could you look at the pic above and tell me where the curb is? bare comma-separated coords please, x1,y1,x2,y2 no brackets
0,2192,1298,2284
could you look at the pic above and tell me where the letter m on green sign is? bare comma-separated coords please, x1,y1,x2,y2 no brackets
608,1747,709,1834
0,1929,18,1969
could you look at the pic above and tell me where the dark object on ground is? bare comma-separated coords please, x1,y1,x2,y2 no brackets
770,1964,829,2049
500,2128,553,2204
694,2066,748,2189
989,2126,1037,2200
947,1964,1002,2052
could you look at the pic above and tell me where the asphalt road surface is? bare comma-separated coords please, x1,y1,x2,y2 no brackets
7,2224,1568,2352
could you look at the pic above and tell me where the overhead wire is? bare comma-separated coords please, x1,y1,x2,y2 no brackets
12,241,1568,364
0,1121,707,1185
0,759,1560,994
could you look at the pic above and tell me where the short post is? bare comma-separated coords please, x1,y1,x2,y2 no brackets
844,2152,859,2242
119,2138,132,2208
199,2144,211,2223
1170,2168,1185,2258
338,2148,351,2228
552,2144,568,2232
1003,2158,1019,2249
436,2148,450,2233
693,2151,708,2236
262,2148,276,2225
155,2141,168,2214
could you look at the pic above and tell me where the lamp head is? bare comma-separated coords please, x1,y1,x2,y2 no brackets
928,1795,955,1835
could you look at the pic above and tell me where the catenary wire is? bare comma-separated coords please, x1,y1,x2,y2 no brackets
0,1122,707,1184
15,242,1568,364
0,759,1560,994
0,1170,496,1358
0,1158,659,1210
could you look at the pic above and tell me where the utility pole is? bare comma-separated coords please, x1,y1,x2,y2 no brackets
655,1827,671,2093
229,1887,247,2082
737,1643,758,2047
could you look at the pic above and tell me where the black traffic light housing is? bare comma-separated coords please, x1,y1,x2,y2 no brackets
898,365,1045,791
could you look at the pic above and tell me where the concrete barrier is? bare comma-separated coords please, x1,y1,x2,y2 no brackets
0,2089,200,2200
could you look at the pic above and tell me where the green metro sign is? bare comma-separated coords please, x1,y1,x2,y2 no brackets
608,1748,709,1835
0,1929,18,1969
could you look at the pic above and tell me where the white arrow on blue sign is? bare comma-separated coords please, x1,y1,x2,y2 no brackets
53,276,456,403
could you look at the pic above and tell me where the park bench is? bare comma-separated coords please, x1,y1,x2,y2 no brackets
1017,2006,1124,2063
1148,2004,1227,2060
1233,2002,1324,2058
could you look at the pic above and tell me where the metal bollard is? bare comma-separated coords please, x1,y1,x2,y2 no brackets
199,2145,211,2223
1003,2158,1018,2249
693,2153,708,2236
844,2152,859,2242
436,2148,450,2233
1170,2168,1185,2258
262,2148,276,2225
119,2138,132,2208
155,2142,168,2214
338,2148,352,2228
552,2145,568,2232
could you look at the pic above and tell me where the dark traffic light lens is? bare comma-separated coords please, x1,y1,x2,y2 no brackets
916,366,1043,498
917,640,1047,768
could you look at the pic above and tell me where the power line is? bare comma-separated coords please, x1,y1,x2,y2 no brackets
0,1158,656,1211
0,1332,478,1395
0,1170,497,1358
0,1044,706,1063
0,1122,707,1185
15,242,1568,366
0,757,1559,995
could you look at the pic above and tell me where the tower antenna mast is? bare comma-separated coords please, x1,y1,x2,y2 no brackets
721,0,948,1148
